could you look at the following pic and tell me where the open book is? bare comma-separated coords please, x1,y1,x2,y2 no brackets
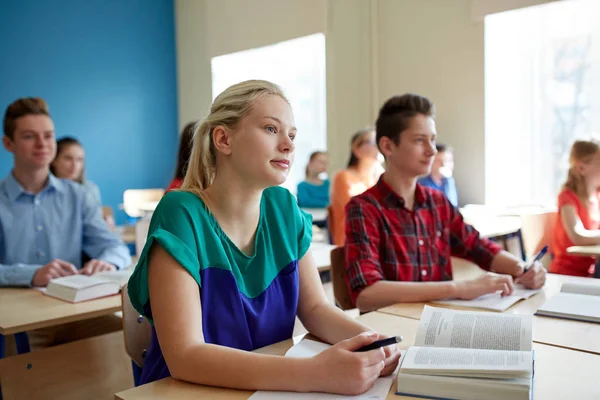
397,306,534,400
249,339,397,400
535,280,600,323
433,284,541,311
44,270,132,303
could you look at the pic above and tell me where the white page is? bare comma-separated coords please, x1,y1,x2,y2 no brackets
561,282,600,297
249,340,398,400
536,292,600,322
400,346,532,376
433,285,541,312
415,306,532,351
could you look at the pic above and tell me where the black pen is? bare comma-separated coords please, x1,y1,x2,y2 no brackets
524,245,548,273
355,335,403,352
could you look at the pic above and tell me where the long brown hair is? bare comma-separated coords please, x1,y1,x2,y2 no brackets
173,122,197,180
347,128,374,168
50,137,85,184
563,139,600,204
305,151,326,178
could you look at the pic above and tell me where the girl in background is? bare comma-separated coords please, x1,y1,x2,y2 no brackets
297,151,329,208
330,128,381,246
127,80,400,393
51,137,102,206
167,121,196,192
551,139,600,277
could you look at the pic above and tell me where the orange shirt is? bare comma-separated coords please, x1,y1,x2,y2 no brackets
550,189,600,277
330,170,377,246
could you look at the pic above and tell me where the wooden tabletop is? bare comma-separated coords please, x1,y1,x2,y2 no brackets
0,288,121,335
378,273,600,355
310,242,336,273
465,215,522,238
115,311,600,399
566,245,600,257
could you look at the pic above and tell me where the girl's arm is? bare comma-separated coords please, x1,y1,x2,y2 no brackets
296,250,401,376
147,244,386,395
561,205,600,245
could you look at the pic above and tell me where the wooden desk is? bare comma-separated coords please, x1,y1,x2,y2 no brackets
0,331,132,400
567,245,600,257
379,274,600,355
301,208,327,222
0,288,121,335
115,312,600,400
310,243,336,273
469,215,522,239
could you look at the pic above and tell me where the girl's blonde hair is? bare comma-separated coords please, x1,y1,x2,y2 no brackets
563,139,600,203
181,80,289,198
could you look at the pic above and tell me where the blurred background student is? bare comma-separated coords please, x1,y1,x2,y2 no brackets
330,128,381,246
166,121,196,192
418,143,458,206
297,151,329,208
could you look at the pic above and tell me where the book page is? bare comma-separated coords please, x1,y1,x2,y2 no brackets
400,346,532,377
49,274,114,289
433,285,541,311
93,269,133,287
415,306,532,351
536,292,600,322
561,282,600,297
249,340,399,400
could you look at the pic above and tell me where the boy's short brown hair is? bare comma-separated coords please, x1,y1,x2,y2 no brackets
375,94,434,148
3,97,50,139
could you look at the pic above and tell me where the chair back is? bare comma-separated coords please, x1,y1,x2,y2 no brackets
121,284,152,367
330,246,354,310
123,189,164,218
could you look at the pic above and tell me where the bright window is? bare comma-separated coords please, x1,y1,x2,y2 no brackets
211,33,327,193
485,0,600,207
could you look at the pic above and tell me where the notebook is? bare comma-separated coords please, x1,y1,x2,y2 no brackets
249,339,398,400
396,306,534,400
535,280,600,323
433,284,541,311
44,270,132,303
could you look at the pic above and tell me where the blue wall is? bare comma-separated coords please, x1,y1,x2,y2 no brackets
0,0,178,225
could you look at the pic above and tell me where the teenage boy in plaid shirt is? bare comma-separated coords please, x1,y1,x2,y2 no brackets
344,94,546,312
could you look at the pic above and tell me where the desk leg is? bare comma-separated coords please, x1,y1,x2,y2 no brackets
0,334,4,359
15,333,30,354
517,230,526,261
132,360,142,386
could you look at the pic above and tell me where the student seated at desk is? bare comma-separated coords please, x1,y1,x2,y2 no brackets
330,128,381,246
166,121,196,192
418,143,458,206
50,136,114,228
297,151,329,208
0,97,131,352
128,80,401,395
551,139,600,277
344,94,546,312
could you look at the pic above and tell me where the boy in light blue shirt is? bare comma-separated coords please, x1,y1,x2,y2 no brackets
418,143,458,206
0,97,131,288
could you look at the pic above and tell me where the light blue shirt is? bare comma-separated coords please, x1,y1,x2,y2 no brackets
418,175,459,206
0,173,131,287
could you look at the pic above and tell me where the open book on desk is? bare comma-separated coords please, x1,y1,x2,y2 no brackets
44,270,132,303
397,306,534,400
433,284,541,311
535,280,600,323
249,339,398,400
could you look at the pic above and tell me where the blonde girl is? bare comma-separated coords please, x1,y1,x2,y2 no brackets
127,80,400,394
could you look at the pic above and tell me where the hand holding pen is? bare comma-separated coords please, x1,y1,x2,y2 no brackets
516,245,547,289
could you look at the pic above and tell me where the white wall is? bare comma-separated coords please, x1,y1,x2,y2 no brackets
175,0,564,205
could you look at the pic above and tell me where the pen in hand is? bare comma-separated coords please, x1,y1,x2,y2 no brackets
524,245,548,273
355,335,403,352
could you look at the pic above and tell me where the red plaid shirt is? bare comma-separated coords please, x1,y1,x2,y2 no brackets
345,177,502,305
